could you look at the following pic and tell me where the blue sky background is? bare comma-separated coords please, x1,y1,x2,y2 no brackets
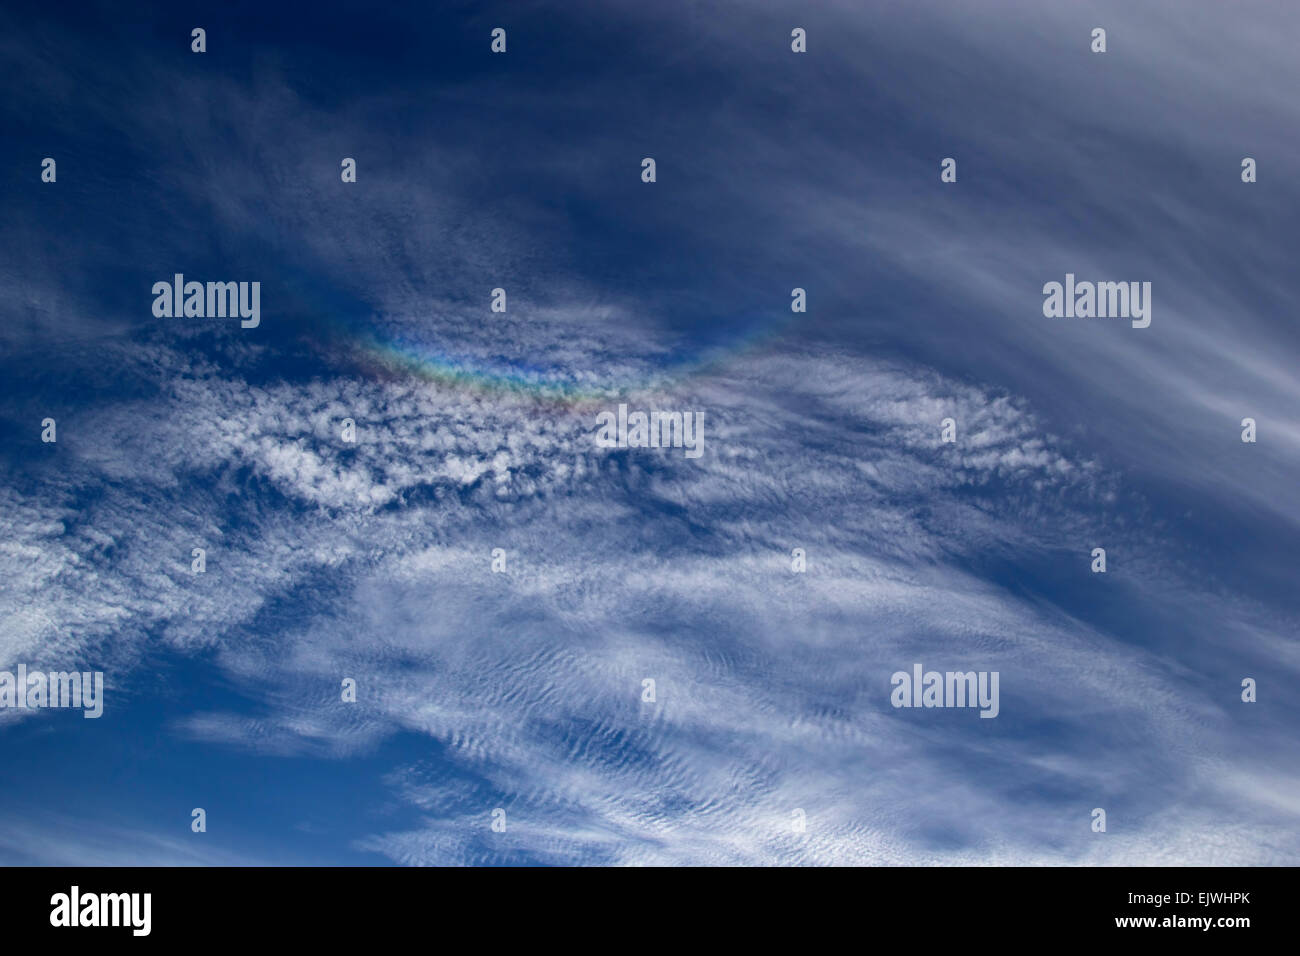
1,0,1297,865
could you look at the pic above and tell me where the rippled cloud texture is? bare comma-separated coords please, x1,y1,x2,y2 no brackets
1,0,1297,865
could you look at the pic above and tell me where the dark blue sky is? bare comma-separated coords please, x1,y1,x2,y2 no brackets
1,0,1297,864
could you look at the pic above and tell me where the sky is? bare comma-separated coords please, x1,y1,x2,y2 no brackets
1,0,1297,866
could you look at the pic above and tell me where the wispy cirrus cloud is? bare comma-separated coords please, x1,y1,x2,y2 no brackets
1,0,1296,866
